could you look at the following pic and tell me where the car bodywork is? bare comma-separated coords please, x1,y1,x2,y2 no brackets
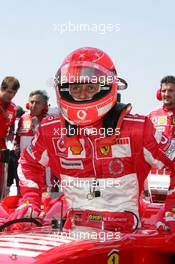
0,170,173,264
0,224,175,263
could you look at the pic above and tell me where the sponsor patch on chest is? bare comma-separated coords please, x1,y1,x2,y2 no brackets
60,158,84,169
23,120,32,129
95,137,131,159
151,116,167,126
6,111,13,121
52,137,67,156
52,137,86,158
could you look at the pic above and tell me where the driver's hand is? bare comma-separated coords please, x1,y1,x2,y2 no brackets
156,221,170,232
7,192,41,230
156,211,175,232
8,203,41,221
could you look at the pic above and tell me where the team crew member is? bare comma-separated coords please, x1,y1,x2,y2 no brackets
14,90,51,193
148,75,175,230
7,105,25,193
14,90,49,153
0,76,20,148
0,76,20,198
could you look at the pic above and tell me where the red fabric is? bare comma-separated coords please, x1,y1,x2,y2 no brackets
0,100,16,149
8,192,41,221
17,112,175,231
148,106,175,231
14,112,46,152
148,106,175,137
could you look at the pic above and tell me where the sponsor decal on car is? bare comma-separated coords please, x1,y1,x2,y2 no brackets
107,249,119,264
88,213,103,222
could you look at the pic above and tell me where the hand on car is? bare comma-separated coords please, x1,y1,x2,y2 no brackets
7,192,41,230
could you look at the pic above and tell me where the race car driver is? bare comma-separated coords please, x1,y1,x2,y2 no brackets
8,48,175,232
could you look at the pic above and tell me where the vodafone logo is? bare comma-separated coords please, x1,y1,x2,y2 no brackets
151,117,157,124
77,110,87,120
57,138,66,152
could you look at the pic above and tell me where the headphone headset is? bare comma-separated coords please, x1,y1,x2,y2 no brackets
25,102,48,114
25,102,30,110
156,88,162,101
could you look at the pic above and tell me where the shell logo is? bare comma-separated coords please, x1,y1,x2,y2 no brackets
159,116,167,125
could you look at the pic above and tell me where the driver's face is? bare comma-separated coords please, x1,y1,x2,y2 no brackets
69,83,100,101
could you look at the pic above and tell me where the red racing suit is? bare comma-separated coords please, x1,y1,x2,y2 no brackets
0,99,16,149
148,106,175,230
148,106,175,142
14,112,53,192
14,112,44,152
17,108,175,232
0,100,16,197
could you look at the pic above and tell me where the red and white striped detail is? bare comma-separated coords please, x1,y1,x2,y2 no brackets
0,231,76,257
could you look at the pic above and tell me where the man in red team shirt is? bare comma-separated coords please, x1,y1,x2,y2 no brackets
149,76,175,138
148,75,175,230
14,90,49,154
0,76,20,199
14,89,52,193
7,48,175,232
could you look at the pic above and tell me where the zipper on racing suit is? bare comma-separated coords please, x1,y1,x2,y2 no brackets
87,137,101,200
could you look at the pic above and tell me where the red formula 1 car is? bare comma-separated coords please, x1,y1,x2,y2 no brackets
0,173,174,264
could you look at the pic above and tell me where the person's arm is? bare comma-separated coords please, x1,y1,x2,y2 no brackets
6,106,16,142
143,117,175,231
6,123,15,142
13,117,22,157
8,124,49,221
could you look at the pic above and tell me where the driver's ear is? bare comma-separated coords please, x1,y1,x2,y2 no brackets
156,88,162,101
